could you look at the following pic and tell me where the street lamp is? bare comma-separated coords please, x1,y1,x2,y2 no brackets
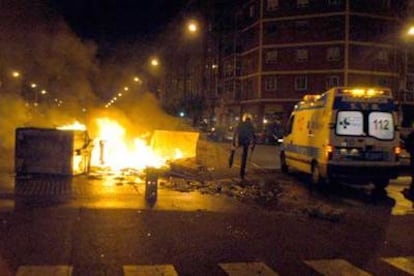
409,26,414,36
151,58,159,67
12,71,20,78
187,21,198,33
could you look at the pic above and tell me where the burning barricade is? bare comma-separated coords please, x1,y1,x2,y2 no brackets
15,118,200,180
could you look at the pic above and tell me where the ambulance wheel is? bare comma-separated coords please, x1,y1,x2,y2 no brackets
311,163,325,187
280,152,289,174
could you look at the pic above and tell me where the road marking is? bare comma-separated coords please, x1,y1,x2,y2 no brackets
16,265,73,276
382,256,414,275
386,187,414,216
219,262,279,275
305,259,372,276
123,264,178,276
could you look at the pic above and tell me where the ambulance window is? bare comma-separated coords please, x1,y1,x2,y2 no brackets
336,111,363,136
286,115,294,135
368,112,394,140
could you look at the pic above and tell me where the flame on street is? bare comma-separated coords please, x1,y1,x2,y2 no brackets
89,118,168,171
58,118,199,175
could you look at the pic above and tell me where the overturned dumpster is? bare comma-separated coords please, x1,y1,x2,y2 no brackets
15,127,92,176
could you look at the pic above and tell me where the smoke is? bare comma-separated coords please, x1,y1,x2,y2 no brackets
0,1,193,172
0,1,100,171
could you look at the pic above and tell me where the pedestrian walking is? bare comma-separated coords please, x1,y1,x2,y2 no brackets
233,115,256,180
404,129,414,199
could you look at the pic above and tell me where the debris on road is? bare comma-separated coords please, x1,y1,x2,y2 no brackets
303,205,345,222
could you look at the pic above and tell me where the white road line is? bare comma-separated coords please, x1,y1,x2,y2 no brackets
382,256,414,275
305,259,372,276
123,264,178,276
219,262,279,276
16,265,73,276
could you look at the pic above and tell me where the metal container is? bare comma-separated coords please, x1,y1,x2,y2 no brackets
15,127,92,176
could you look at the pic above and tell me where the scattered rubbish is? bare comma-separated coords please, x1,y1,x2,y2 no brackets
304,205,345,222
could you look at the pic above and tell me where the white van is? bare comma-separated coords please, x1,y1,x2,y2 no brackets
280,87,401,189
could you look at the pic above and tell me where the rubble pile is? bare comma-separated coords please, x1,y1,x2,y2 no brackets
160,176,285,207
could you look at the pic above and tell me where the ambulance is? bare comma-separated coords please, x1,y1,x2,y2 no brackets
280,87,401,189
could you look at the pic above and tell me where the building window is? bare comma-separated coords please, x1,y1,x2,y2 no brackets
327,47,340,61
380,0,391,8
224,62,233,77
297,0,309,8
328,0,342,5
266,23,278,36
296,49,308,62
224,80,233,93
295,20,310,35
377,50,389,64
265,77,278,91
295,76,308,90
378,78,390,87
249,5,255,17
326,75,340,89
267,0,279,11
242,58,253,73
265,50,278,63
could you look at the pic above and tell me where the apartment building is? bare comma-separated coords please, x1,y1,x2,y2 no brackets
217,0,412,130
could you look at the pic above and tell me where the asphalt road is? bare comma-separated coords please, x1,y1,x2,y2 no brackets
0,145,412,275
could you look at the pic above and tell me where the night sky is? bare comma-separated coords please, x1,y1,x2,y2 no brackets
50,0,191,45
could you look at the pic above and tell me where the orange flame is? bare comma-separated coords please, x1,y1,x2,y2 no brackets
57,118,196,174
90,118,167,171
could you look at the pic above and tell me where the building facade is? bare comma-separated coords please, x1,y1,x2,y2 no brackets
216,0,413,131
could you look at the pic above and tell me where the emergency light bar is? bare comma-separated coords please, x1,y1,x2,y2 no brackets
303,94,321,102
340,88,391,97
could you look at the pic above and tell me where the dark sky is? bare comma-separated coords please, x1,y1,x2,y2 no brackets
50,0,191,45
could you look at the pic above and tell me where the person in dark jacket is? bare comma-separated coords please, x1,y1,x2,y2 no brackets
233,115,256,180
404,129,414,198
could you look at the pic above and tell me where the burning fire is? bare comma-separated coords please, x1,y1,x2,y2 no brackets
57,118,186,173
90,118,166,171
57,121,86,131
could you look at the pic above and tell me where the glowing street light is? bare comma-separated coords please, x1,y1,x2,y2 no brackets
12,71,20,78
134,76,141,82
187,21,198,33
409,26,414,36
30,83,37,88
41,89,47,95
124,86,129,91
151,58,159,67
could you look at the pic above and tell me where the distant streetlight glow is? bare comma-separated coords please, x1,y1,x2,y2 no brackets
409,26,414,36
118,93,123,97
41,90,47,95
30,83,37,88
12,71,20,78
151,58,159,66
187,20,198,33
134,76,140,82
124,86,129,91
